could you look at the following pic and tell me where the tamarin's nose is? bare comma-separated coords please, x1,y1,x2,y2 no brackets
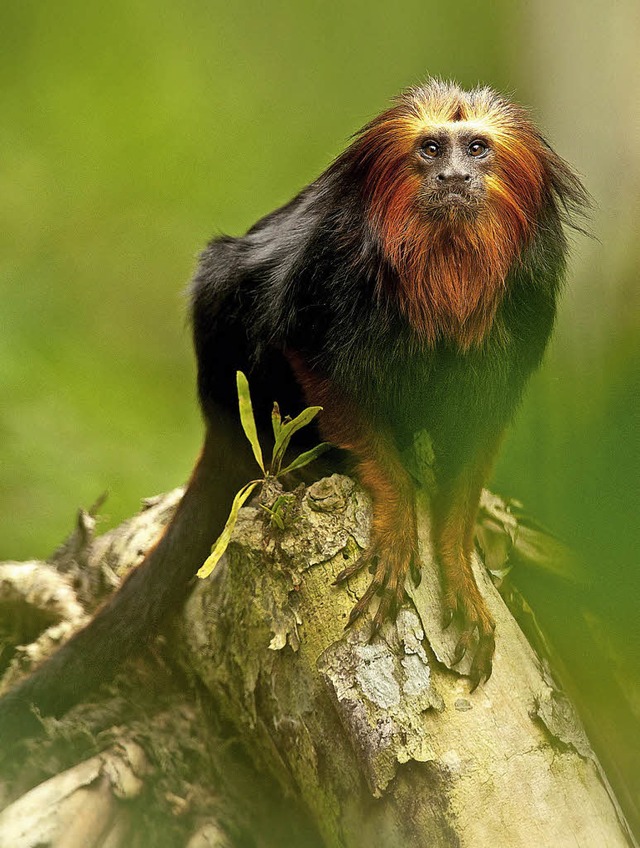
436,171,472,184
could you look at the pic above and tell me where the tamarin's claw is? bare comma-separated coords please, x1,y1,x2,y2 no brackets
410,558,422,588
442,608,455,629
344,579,379,629
453,641,468,665
469,636,495,692
338,542,417,637
443,582,496,690
333,549,377,586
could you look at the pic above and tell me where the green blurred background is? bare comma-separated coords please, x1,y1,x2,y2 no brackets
1,0,638,807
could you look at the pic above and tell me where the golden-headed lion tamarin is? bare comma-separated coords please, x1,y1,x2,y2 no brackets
0,79,587,739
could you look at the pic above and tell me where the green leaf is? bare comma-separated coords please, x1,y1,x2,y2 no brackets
237,371,264,472
260,501,286,530
271,401,282,442
271,405,323,473
279,442,331,476
197,480,262,579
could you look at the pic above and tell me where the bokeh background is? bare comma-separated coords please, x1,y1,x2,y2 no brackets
1,0,638,823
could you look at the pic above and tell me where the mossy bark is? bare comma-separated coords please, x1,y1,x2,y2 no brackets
0,477,636,848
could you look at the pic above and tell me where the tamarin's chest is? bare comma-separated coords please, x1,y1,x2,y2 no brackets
324,281,555,441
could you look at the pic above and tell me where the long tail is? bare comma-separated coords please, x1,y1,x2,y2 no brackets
0,428,248,740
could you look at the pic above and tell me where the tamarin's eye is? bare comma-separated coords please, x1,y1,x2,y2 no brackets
468,140,488,157
420,140,440,159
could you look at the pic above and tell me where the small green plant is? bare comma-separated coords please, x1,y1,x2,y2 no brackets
260,493,297,531
197,371,329,579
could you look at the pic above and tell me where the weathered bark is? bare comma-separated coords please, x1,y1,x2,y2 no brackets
0,477,636,847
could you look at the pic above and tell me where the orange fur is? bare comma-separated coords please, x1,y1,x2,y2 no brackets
350,81,549,349
431,437,502,653
288,352,418,618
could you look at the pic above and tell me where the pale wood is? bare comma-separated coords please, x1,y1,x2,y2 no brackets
0,477,635,847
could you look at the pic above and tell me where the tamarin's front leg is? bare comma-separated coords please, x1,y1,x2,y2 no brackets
290,354,497,684
432,440,500,689
335,425,419,632
288,356,418,633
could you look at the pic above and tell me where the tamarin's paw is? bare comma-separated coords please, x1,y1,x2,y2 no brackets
442,582,496,690
334,542,419,636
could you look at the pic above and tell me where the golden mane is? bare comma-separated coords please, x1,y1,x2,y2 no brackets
349,80,551,349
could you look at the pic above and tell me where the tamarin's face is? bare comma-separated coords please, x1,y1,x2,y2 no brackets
337,79,586,346
351,80,550,246
414,125,492,219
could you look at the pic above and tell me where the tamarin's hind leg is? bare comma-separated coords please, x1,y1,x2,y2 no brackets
288,356,419,634
432,443,499,689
